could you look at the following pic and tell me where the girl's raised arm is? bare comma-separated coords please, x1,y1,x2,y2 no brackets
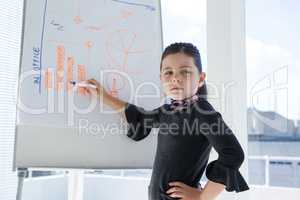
83,78,160,141
83,78,127,112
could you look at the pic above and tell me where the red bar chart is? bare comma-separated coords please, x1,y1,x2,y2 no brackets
44,45,87,96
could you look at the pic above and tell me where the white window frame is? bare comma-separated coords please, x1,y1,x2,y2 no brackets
207,0,249,199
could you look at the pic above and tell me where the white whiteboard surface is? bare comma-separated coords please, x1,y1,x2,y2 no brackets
14,0,163,169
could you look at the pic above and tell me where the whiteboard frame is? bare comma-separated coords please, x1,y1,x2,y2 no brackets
13,0,164,171
13,0,27,171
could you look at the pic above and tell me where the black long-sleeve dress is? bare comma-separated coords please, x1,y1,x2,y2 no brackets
124,97,249,200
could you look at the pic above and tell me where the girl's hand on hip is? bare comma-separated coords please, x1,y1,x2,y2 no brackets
166,181,203,200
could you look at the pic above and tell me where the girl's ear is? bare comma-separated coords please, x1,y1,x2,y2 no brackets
200,72,206,81
198,72,206,87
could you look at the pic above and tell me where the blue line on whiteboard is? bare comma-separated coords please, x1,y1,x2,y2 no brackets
39,0,48,94
111,0,156,11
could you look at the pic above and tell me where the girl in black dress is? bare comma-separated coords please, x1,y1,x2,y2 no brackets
82,42,249,200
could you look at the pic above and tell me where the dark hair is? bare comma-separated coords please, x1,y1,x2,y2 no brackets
160,42,208,99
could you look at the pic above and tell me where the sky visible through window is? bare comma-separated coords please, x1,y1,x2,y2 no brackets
161,0,207,71
246,0,300,120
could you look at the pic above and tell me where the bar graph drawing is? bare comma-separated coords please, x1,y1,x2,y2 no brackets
18,0,163,126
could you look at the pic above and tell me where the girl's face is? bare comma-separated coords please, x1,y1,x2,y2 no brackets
160,52,206,100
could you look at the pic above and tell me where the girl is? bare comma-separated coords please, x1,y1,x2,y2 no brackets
81,42,249,200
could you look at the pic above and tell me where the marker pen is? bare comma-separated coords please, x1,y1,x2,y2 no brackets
69,81,97,89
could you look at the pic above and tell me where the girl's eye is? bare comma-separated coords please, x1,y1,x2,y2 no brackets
181,70,192,75
164,71,173,75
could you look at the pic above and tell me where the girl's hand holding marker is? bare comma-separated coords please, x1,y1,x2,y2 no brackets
69,80,97,89
70,79,108,98
71,78,127,112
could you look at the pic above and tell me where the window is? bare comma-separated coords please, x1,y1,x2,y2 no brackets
161,0,207,70
246,0,300,190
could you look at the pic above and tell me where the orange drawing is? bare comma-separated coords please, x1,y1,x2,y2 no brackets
106,29,145,74
47,39,81,47
120,9,134,19
83,9,135,33
67,57,74,91
74,15,83,24
109,78,118,97
106,72,126,98
84,40,93,70
45,68,53,89
84,41,93,49
43,45,91,95
85,26,103,32
77,64,86,95
84,41,94,67
56,45,65,90
73,0,83,24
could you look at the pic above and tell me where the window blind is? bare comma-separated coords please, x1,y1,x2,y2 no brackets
0,0,23,199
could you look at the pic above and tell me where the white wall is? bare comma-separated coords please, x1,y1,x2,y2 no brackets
23,176,67,200
84,175,150,200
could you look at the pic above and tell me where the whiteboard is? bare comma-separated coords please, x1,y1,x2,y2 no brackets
14,0,163,169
